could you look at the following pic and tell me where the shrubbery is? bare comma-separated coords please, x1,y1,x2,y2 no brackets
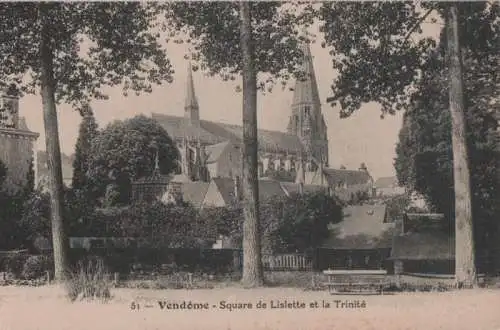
0,253,28,278
200,190,343,253
21,255,52,280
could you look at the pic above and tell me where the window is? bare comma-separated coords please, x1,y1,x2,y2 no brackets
346,256,353,269
304,106,310,116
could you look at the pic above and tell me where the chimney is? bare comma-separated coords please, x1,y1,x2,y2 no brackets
234,175,241,201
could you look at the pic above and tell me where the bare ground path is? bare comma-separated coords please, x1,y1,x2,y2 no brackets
1,286,499,330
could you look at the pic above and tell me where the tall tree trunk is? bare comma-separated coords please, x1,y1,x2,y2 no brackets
446,3,477,288
39,3,69,282
239,1,264,288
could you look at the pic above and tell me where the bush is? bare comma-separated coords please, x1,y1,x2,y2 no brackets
21,255,52,280
66,257,112,302
0,253,28,278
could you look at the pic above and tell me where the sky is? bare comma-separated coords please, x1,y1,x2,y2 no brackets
16,19,441,181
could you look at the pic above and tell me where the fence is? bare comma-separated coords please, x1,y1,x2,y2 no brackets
262,253,312,271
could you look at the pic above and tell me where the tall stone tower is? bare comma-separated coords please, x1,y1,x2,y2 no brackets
178,63,209,182
287,42,329,170
0,85,39,193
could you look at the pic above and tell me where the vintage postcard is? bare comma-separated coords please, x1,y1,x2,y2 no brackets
0,1,498,329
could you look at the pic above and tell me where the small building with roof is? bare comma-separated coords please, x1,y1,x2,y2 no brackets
131,152,173,202
303,163,374,202
389,212,454,275
317,204,395,271
201,177,289,208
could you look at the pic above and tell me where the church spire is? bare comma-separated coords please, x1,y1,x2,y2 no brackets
291,41,321,108
287,40,330,169
185,62,200,125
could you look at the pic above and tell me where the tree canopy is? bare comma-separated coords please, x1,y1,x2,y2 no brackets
200,190,343,254
318,2,498,117
165,2,307,91
0,2,177,280
88,115,178,206
0,2,173,109
72,105,99,193
394,34,499,271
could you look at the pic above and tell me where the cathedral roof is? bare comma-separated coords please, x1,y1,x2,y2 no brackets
205,141,231,164
152,113,304,154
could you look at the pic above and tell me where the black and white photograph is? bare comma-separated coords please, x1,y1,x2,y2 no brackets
0,1,498,329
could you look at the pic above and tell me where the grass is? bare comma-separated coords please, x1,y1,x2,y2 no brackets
65,258,112,302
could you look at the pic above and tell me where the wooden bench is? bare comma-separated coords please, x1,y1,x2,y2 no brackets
323,269,391,295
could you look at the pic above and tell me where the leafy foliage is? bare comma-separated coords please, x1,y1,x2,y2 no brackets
318,2,498,117
71,201,212,249
87,115,178,206
18,190,52,243
21,255,52,280
201,191,343,253
0,1,177,280
164,1,311,286
72,105,99,193
164,2,307,92
0,2,173,109
392,6,499,270
269,191,343,253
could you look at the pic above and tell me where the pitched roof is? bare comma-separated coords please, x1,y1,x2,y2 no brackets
152,113,304,154
279,182,324,196
322,168,372,186
181,182,210,208
390,232,454,260
212,177,237,205
374,176,399,188
322,204,395,249
403,213,446,233
259,179,287,200
205,141,230,164
211,177,287,205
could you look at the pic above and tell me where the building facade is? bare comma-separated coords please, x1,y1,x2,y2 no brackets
0,85,39,193
153,43,329,183
135,43,372,203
